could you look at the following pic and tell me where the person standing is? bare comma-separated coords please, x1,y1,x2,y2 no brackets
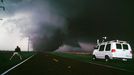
10,46,22,60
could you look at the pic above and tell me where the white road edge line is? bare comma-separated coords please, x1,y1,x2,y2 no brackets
1,54,35,75
88,61,134,73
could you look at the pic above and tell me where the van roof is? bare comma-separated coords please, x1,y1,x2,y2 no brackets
100,40,128,44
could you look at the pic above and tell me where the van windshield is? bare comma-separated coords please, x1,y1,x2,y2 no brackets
94,46,99,49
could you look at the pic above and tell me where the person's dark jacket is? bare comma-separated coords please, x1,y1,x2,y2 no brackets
15,47,21,52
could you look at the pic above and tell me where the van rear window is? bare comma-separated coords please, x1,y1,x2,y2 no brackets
123,44,128,50
116,44,122,49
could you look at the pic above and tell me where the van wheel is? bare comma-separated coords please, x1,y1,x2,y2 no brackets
92,55,96,60
105,55,110,62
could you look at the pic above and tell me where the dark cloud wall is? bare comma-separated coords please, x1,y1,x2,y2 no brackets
47,0,134,40
67,0,134,38
4,0,134,51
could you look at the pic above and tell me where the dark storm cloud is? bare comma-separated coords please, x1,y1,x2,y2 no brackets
4,0,68,51
4,0,134,51
51,0,134,49
66,0,134,41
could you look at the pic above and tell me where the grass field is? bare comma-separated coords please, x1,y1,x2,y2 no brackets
51,52,134,72
0,51,34,74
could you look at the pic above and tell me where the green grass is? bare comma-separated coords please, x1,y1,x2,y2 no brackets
0,51,34,74
51,52,134,72
51,52,92,63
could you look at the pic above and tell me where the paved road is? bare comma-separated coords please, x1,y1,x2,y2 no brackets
6,53,133,75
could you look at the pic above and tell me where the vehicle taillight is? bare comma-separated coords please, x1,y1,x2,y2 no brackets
111,49,116,52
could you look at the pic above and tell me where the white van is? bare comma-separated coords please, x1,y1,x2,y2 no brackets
92,40,133,61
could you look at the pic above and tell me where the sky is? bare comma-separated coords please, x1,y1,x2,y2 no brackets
0,0,134,51
0,20,29,50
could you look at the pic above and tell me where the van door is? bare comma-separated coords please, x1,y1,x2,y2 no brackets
105,44,112,59
114,43,123,58
97,45,105,59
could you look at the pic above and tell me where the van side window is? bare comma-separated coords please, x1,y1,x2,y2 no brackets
123,44,128,50
105,44,111,51
99,45,105,51
116,44,122,49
